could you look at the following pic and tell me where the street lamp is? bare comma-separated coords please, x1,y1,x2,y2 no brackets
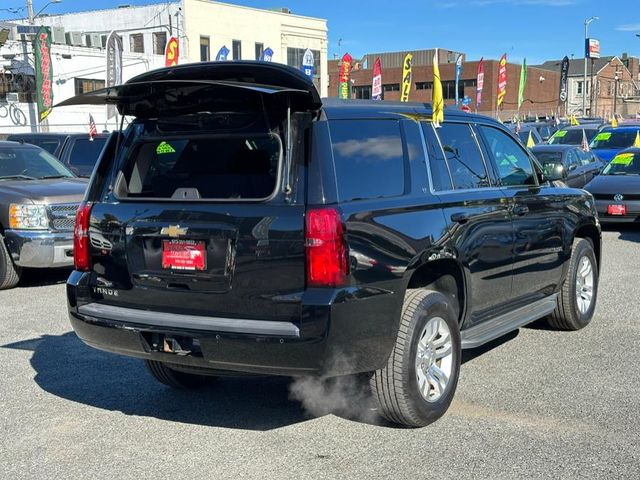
27,0,62,25
583,16,599,116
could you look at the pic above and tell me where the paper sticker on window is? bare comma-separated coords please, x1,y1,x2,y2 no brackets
553,130,568,138
156,141,176,154
595,132,611,141
611,153,634,165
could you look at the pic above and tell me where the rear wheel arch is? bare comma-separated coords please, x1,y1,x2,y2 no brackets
406,259,466,324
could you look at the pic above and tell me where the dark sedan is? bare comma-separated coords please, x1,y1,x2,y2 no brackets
532,144,603,188
585,147,640,223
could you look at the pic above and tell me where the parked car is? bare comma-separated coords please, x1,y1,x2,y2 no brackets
0,141,88,289
6,132,108,177
589,126,640,162
547,125,601,146
585,147,640,223
62,62,601,428
531,145,604,188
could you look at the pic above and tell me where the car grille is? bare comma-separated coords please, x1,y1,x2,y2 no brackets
48,203,78,232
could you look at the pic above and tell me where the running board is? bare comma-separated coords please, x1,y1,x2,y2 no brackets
460,294,558,349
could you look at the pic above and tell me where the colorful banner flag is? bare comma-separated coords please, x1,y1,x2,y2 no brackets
372,57,382,101
338,53,353,99
518,58,527,110
301,48,314,79
215,46,230,61
105,31,123,120
497,53,507,109
455,54,463,105
432,50,444,127
476,57,484,111
34,26,53,122
261,47,273,62
164,36,179,67
559,56,569,103
400,53,413,102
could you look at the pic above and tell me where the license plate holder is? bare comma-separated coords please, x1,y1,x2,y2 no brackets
162,239,206,271
607,204,627,216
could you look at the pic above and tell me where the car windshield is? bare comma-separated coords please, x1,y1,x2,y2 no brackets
601,152,640,175
589,130,639,150
549,129,597,145
0,146,75,180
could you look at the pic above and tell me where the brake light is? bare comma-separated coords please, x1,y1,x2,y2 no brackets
305,208,348,287
73,202,92,271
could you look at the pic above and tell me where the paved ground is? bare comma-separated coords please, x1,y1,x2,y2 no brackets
1,227,639,479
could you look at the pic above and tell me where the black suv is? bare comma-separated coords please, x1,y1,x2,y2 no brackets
64,62,601,427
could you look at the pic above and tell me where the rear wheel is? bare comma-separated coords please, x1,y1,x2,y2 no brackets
548,238,598,330
370,289,461,427
0,234,21,290
144,360,216,389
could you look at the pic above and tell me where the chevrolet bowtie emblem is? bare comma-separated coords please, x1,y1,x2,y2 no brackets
161,225,188,237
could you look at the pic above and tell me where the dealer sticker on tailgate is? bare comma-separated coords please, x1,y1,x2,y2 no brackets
162,240,206,271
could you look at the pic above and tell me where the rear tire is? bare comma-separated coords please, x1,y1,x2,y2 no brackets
548,237,598,330
144,360,216,389
0,234,21,290
370,289,461,427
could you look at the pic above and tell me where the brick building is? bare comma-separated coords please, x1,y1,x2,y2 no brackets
329,50,561,119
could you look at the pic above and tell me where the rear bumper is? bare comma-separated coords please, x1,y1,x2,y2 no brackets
67,271,402,377
4,229,74,268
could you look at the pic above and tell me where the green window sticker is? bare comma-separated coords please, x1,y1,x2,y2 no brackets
611,153,634,165
156,141,176,154
595,132,611,141
553,130,568,138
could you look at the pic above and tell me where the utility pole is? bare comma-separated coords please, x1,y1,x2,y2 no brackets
583,16,598,116
614,72,619,117
26,0,34,24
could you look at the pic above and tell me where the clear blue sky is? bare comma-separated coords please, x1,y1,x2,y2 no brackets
3,0,640,64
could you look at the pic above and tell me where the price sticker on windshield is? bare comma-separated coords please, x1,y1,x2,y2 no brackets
553,130,568,138
611,153,634,165
594,132,611,141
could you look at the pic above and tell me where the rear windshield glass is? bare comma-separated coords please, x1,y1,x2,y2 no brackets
68,138,107,167
8,137,61,155
119,135,281,200
533,151,563,165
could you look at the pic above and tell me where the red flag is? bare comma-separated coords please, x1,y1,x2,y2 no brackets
164,36,179,67
338,53,353,99
497,54,507,109
372,57,382,100
476,57,484,110
89,114,97,139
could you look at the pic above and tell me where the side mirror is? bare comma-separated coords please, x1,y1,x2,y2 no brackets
568,163,578,172
544,164,565,181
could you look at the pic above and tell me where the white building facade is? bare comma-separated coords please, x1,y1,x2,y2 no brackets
0,1,328,134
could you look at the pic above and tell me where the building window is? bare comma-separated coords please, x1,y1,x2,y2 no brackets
74,78,106,95
383,83,400,92
576,81,583,95
200,36,210,62
153,32,167,55
416,82,433,90
101,35,107,48
129,33,144,53
232,40,242,60
354,85,371,99
255,42,264,60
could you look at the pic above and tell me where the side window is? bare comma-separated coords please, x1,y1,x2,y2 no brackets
478,125,536,187
566,150,580,169
421,122,453,191
329,120,405,202
436,123,490,190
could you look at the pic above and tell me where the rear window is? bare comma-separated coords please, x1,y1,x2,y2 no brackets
534,151,563,165
68,138,107,167
329,120,405,202
118,135,281,200
7,137,61,155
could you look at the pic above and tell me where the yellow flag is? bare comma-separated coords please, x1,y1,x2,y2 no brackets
571,115,580,126
526,130,535,148
432,50,444,126
611,116,618,128
634,131,640,148
400,53,413,102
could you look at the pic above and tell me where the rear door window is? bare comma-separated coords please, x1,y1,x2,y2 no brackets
118,134,282,200
422,122,453,191
435,122,490,190
329,119,405,201
477,125,536,187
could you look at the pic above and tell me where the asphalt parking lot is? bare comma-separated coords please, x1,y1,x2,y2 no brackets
1,227,639,479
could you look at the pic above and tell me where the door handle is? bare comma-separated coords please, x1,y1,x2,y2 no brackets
512,205,529,216
451,212,470,224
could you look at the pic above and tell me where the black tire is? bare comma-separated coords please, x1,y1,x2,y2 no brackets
144,360,216,389
548,237,598,330
370,289,461,427
0,234,21,290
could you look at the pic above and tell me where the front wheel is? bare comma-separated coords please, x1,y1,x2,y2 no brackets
0,234,21,290
547,238,598,331
370,289,461,427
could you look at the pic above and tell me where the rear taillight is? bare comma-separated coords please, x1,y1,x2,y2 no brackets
305,208,348,287
73,202,92,271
